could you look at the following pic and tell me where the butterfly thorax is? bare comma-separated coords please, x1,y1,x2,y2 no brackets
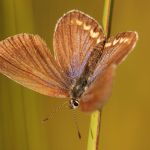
70,43,104,109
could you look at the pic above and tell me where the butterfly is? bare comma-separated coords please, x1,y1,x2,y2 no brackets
0,10,138,112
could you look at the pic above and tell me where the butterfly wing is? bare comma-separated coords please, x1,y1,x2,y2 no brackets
80,65,116,112
53,10,106,79
0,34,69,98
80,31,138,112
92,31,138,80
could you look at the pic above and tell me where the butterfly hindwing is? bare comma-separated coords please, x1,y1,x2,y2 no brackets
0,34,69,98
80,65,116,111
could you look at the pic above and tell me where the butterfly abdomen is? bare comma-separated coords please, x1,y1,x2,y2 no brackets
70,42,104,100
85,43,104,75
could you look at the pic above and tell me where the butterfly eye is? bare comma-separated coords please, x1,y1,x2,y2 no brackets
70,99,79,109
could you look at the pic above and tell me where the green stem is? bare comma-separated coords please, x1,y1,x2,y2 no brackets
87,110,102,150
102,0,114,37
87,0,113,150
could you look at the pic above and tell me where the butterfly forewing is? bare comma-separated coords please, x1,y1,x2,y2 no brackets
0,34,69,98
92,31,138,81
53,10,106,79
80,31,138,111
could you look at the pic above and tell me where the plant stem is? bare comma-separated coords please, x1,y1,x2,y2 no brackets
102,0,114,37
87,110,102,150
87,0,114,150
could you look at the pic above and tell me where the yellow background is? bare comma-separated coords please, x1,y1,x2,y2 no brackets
0,0,149,150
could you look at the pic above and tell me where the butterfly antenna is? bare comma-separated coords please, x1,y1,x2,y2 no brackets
42,101,68,123
72,110,82,139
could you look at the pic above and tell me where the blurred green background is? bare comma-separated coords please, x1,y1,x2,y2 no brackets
0,0,149,150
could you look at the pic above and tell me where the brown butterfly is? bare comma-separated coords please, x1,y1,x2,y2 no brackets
0,10,138,112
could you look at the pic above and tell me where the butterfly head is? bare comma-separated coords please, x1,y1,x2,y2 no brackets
70,98,79,109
